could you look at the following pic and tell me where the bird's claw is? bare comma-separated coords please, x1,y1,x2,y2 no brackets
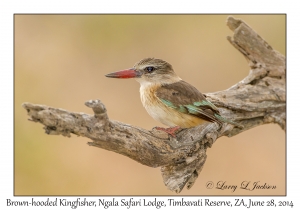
154,126,181,137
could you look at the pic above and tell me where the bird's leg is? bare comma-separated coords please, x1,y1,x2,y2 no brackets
154,126,181,137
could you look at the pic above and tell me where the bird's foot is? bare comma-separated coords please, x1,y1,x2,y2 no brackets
154,126,181,137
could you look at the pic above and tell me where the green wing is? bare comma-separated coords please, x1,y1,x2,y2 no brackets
156,80,242,127
155,80,221,124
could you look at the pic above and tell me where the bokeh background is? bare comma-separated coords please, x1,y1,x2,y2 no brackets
15,15,285,195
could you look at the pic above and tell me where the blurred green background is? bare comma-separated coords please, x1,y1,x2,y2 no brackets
15,15,285,195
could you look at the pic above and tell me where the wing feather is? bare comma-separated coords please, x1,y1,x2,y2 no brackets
155,80,222,124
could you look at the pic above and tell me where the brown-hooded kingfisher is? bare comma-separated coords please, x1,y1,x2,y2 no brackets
105,58,241,137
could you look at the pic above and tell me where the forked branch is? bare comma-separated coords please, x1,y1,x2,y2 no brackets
22,17,285,193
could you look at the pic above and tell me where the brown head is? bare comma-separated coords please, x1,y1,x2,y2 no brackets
105,58,181,85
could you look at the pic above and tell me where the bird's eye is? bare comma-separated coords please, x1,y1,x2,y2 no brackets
145,66,155,73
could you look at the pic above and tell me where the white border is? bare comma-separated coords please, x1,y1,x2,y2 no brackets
1,0,298,209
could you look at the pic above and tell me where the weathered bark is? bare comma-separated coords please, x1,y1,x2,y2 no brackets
22,16,285,193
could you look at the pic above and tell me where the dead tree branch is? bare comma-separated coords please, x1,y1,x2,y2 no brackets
22,17,285,193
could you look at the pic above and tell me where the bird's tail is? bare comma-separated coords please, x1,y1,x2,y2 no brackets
214,114,244,129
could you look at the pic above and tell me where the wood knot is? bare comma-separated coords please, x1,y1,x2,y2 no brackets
85,99,108,119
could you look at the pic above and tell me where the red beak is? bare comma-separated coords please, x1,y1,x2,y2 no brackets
105,69,142,79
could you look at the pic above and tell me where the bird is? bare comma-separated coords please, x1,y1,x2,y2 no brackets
105,58,242,137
